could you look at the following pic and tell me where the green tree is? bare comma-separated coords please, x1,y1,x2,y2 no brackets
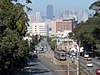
30,35,42,52
68,32,74,39
0,0,32,74
73,1,100,53
49,40,56,51
89,0,100,11
0,28,29,74
73,17,100,49
89,0,100,16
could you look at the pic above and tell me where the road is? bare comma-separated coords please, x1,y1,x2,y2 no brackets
80,56,100,75
39,53,68,75
19,37,99,75
14,54,67,75
14,58,52,75
36,37,94,75
14,37,67,75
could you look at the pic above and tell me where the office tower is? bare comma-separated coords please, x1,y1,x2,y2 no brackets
82,10,89,22
58,11,63,19
33,12,41,22
58,10,78,22
47,5,53,20
78,10,89,23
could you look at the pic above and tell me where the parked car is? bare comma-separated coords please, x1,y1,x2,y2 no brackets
96,68,100,74
86,61,93,67
28,53,38,60
32,54,38,58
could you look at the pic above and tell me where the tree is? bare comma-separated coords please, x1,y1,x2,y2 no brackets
73,1,100,53
30,35,42,52
89,0,100,17
0,0,32,74
68,32,74,39
0,28,29,74
0,0,30,36
73,17,100,50
49,40,56,51
89,0,100,11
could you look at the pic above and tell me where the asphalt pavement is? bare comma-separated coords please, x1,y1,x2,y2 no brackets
14,58,53,75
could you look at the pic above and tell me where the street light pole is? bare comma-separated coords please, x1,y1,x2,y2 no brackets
77,47,79,75
79,41,81,75
77,40,81,75
67,36,70,75
67,63,69,75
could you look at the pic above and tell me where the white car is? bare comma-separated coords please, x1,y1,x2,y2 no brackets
86,61,93,67
84,54,89,58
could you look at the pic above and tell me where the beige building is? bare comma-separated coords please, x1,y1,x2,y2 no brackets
27,23,49,36
51,19,73,34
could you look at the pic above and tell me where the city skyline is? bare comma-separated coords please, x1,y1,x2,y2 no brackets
27,0,97,15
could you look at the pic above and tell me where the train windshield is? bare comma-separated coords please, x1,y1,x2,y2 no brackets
61,54,65,57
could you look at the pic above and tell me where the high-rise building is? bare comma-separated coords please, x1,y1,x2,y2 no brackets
78,10,89,23
58,10,78,21
82,10,89,22
47,5,53,20
33,12,41,22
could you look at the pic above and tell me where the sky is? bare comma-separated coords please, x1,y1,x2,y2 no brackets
26,0,97,15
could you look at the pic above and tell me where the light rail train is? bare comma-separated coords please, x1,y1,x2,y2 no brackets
54,50,66,60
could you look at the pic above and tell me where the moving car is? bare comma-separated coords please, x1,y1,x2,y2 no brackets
84,54,92,61
96,68,100,74
86,61,93,67
86,57,92,61
84,54,89,58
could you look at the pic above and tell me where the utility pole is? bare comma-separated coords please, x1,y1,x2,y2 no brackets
76,47,79,75
67,36,70,75
79,41,81,75
77,40,81,75
67,63,69,75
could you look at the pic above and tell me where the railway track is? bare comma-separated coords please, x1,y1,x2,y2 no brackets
39,52,93,75
67,61,93,75
53,57,93,75
80,63,93,75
